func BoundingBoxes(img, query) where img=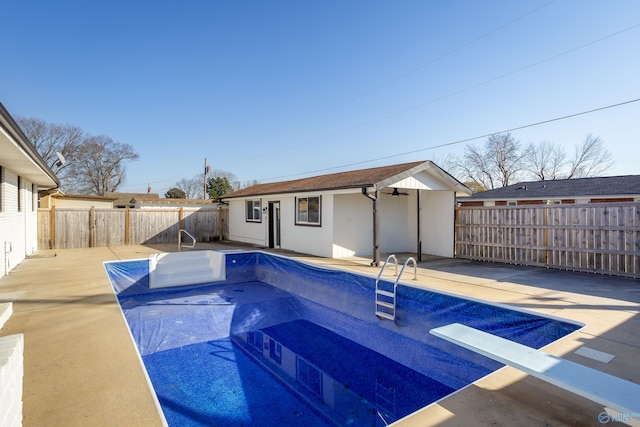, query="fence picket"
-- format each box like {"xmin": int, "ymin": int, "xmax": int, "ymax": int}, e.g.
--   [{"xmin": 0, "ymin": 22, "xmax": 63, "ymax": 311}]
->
[
  {"xmin": 455, "ymin": 202, "xmax": 640, "ymax": 279},
  {"xmin": 38, "ymin": 208, "xmax": 228, "ymax": 249}
]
